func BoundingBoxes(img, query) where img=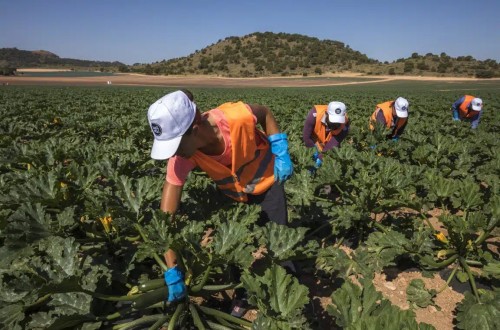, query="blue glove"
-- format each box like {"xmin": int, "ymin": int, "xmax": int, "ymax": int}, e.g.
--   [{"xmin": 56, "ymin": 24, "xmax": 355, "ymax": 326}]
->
[
  {"xmin": 164, "ymin": 266, "xmax": 186, "ymax": 302},
  {"xmin": 314, "ymin": 158, "xmax": 323, "ymax": 169},
  {"xmin": 312, "ymin": 150, "xmax": 320, "ymax": 161},
  {"xmin": 452, "ymin": 110, "xmax": 460, "ymax": 121},
  {"xmin": 392, "ymin": 137, "xmax": 399, "ymax": 142},
  {"xmin": 268, "ymin": 133, "xmax": 293, "ymax": 183},
  {"xmin": 370, "ymin": 145, "xmax": 377, "ymax": 150}
]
